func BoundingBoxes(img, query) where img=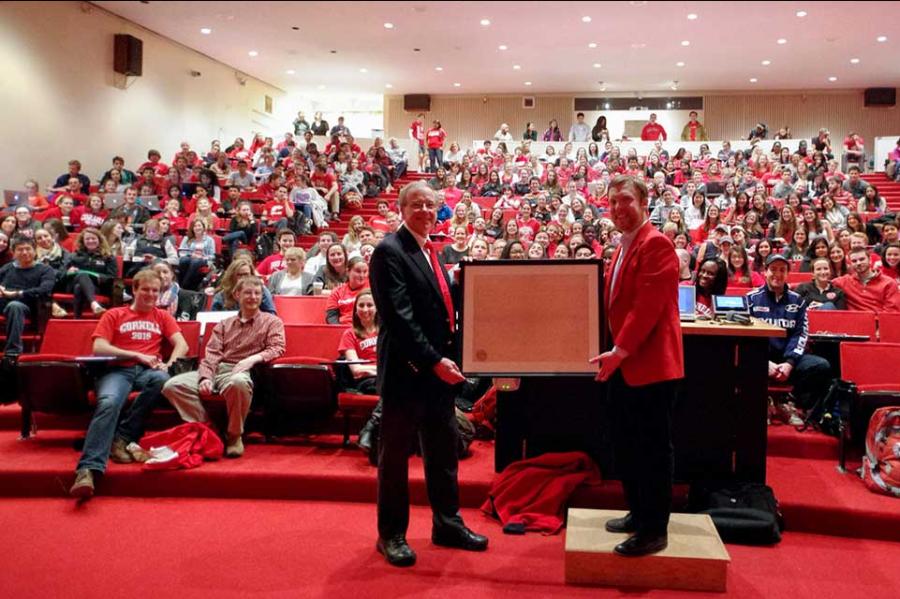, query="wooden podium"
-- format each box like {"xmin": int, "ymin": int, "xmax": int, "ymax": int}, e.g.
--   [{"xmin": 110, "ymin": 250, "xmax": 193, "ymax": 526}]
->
[{"xmin": 565, "ymin": 509, "xmax": 731, "ymax": 592}]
